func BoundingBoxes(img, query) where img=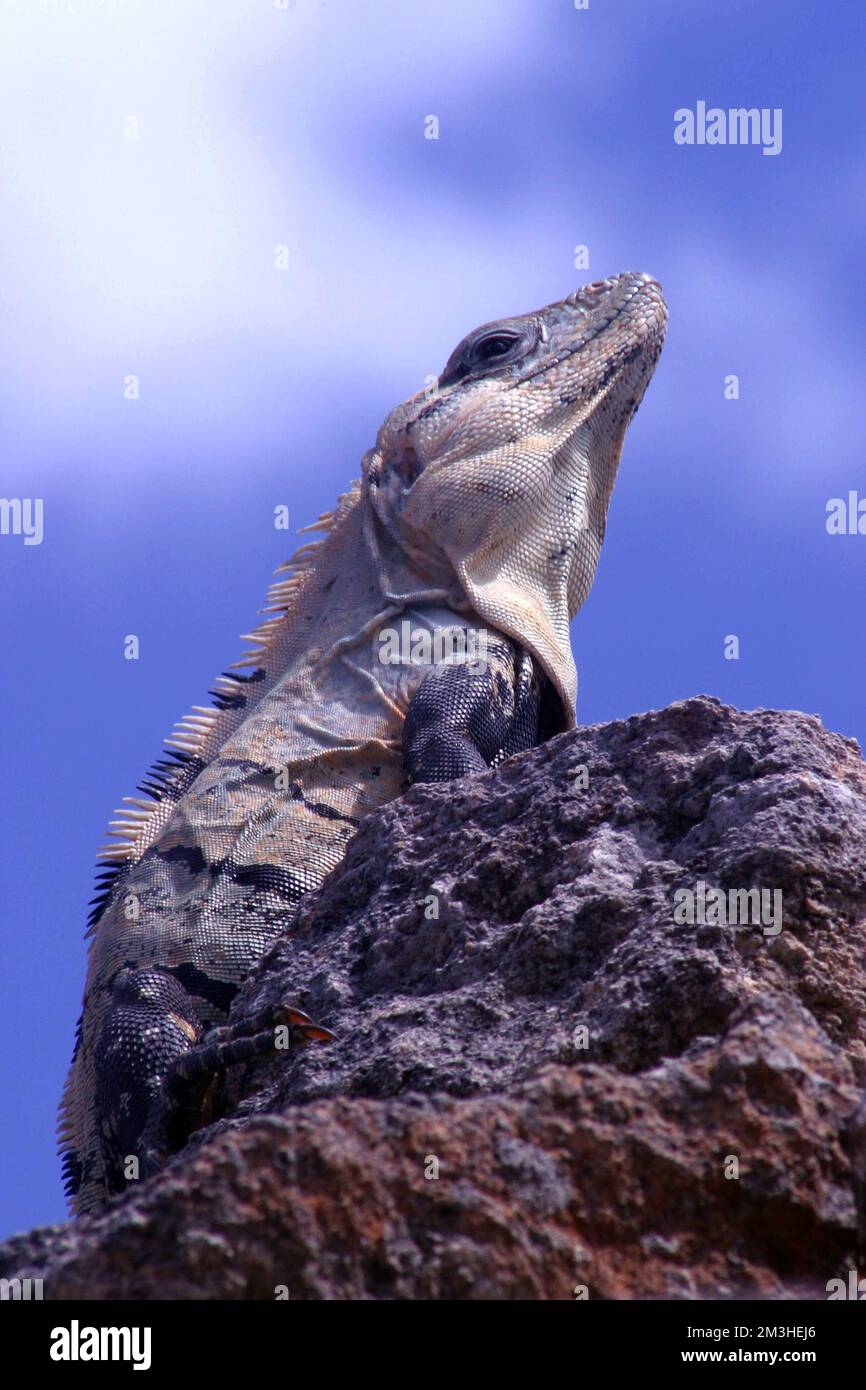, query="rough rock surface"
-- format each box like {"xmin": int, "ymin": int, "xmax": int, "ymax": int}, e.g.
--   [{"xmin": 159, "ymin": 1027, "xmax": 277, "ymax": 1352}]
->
[{"xmin": 4, "ymin": 696, "xmax": 866, "ymax": 1299}]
